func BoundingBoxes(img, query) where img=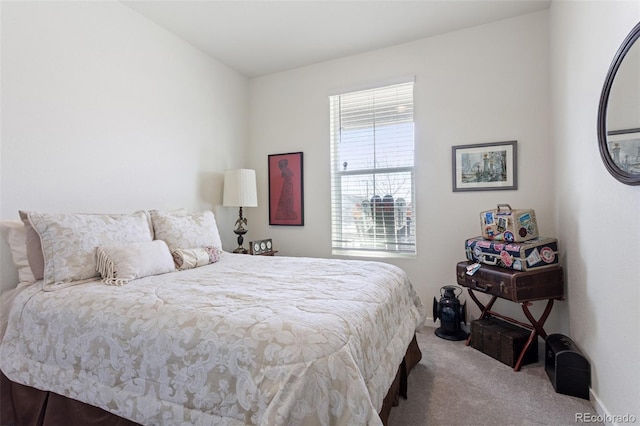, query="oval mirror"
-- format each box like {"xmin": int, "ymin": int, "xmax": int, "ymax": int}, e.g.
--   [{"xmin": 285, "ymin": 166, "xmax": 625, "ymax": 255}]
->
[{"xmin": 597, "ymin": 21, "xmax": 640, "ymax": 185}]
